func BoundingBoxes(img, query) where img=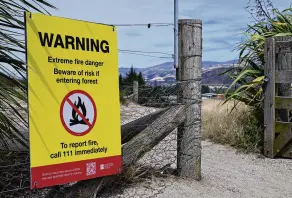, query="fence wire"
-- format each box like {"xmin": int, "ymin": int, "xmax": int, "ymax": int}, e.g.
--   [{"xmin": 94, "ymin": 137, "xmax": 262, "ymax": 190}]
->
[{"xmin": 0, "ymin": 81, "xmax": 201, "ymax": 198}]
